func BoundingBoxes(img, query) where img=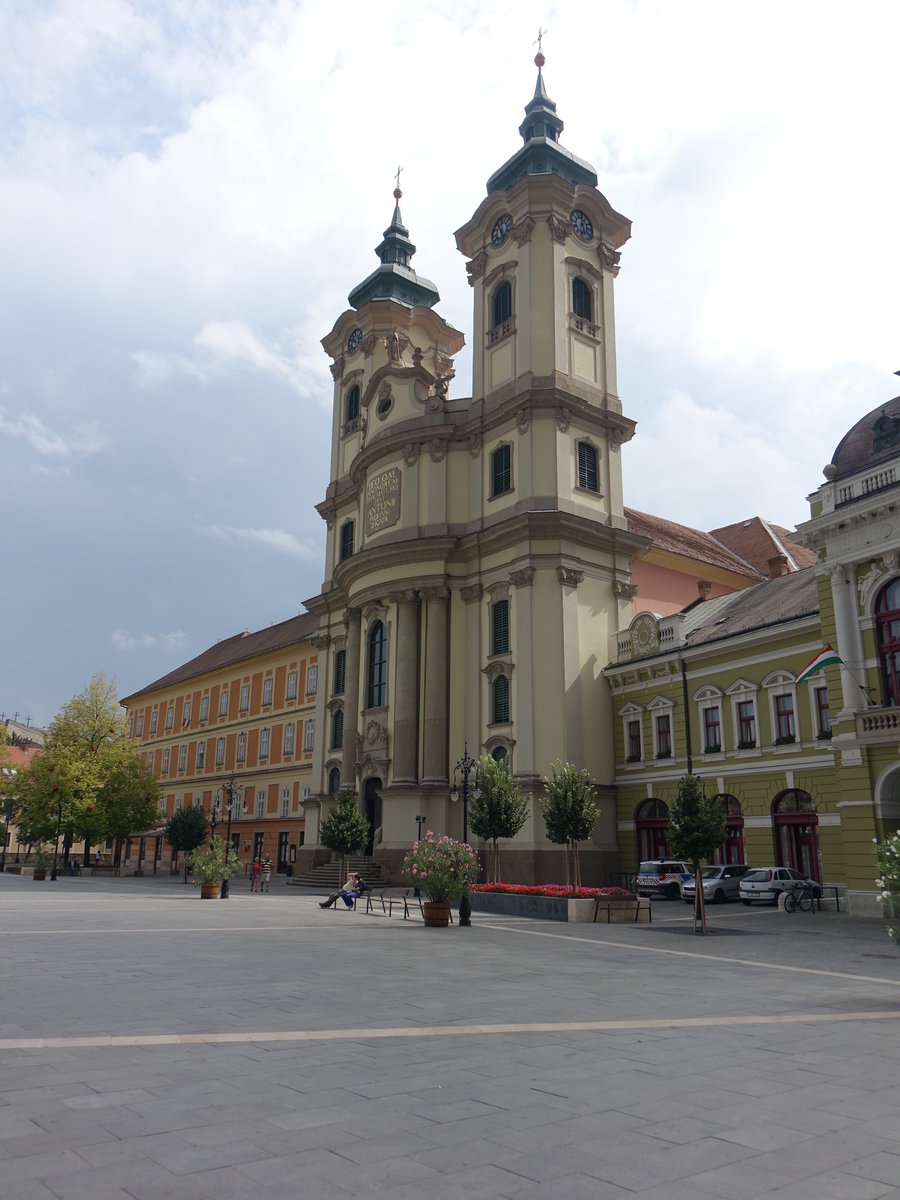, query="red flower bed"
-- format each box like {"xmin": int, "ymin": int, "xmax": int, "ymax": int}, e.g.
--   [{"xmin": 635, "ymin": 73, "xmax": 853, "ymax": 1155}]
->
[{"xmin": 472, "ymin": 883, "xmax": 633, "ymax": 899}]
